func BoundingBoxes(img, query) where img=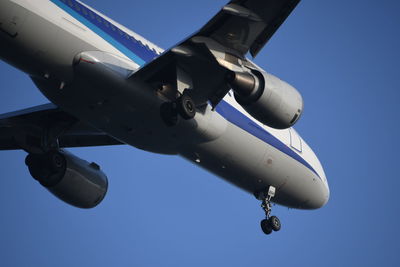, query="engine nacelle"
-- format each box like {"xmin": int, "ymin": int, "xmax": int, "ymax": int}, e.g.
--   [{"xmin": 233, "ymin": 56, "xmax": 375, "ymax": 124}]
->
[
  {"xmin": 228, "ymin": 70, "xmax": 303, "ymax": 129},
  {"xmin": 26, "ymin": 150, "xmax": 108, "ymax": 209}
]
